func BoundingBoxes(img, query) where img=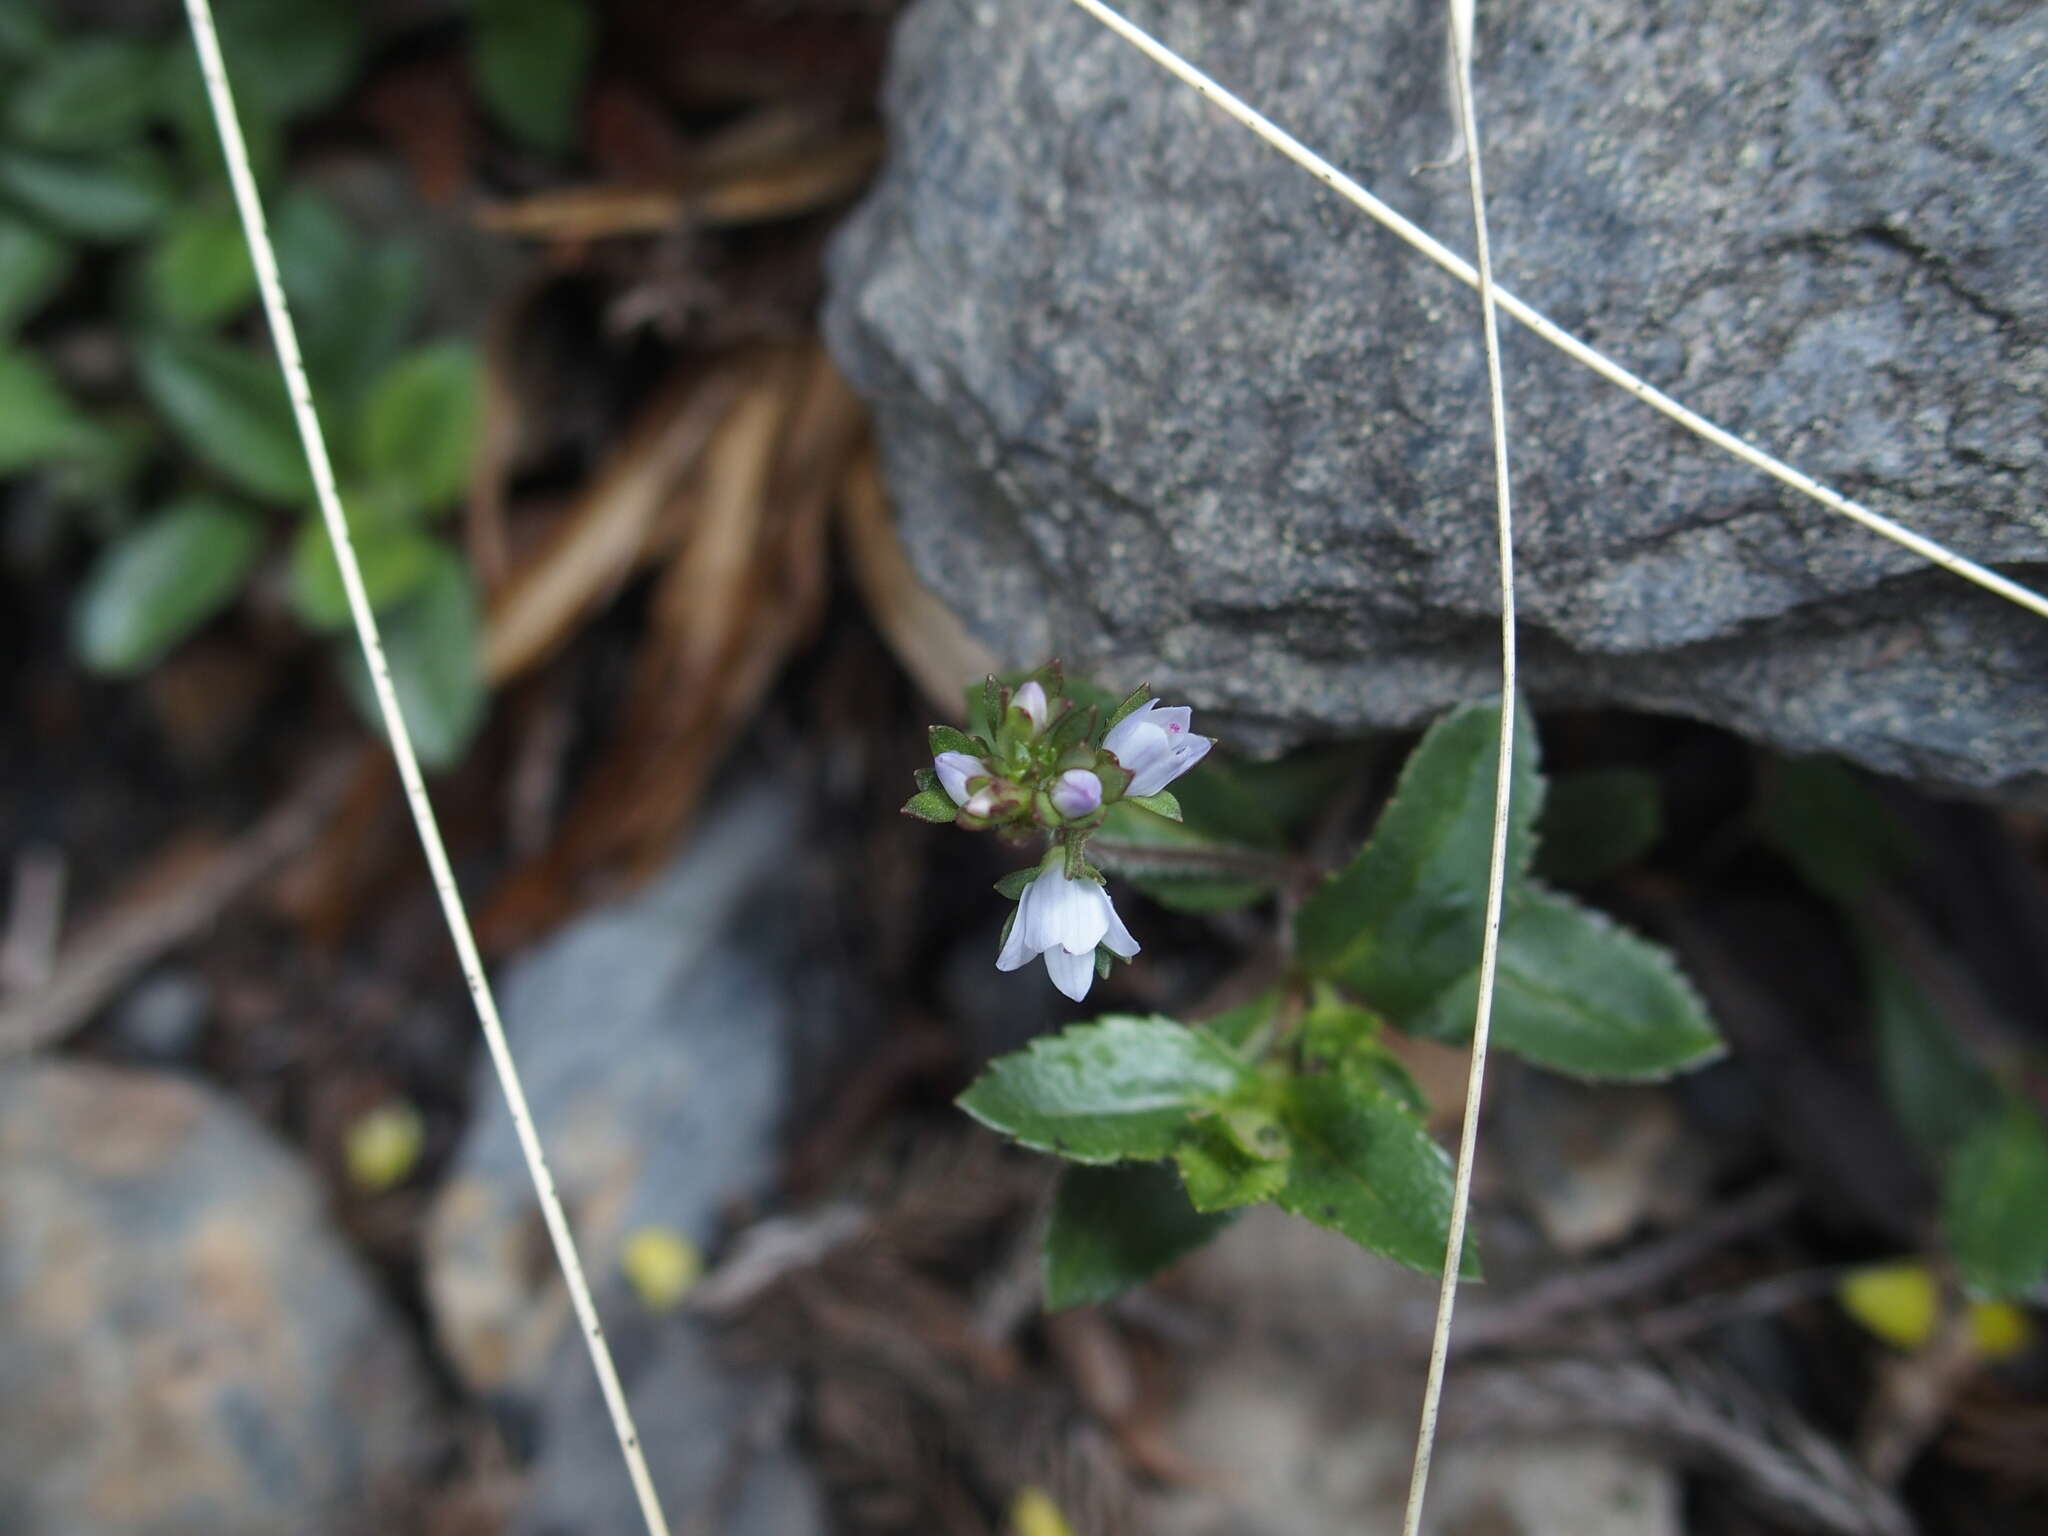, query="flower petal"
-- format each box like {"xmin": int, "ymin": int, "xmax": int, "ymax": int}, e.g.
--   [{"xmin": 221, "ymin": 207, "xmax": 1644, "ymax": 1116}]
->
[
  {"xmin": 933, "ymin": 751, "xmax": 984, "ymax": 806},
  {"xmin": 1047, "ymin": 873, "xmax": 1110, "ymax": 955},
  {"xmin": 995, "ymin": 907, "xmax": 1036, "ymax": 971},
  {"xmin": 1043, "ymin": 943, "xmax": 1096, "ymax": 1002},
  {"xmin": 1102, "ymin": 700, "xmax": 1157, "ymax": 759},
  {"xmin": 1099, "ymin": 888, "xmax": 1141, "ymax": 959}
]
